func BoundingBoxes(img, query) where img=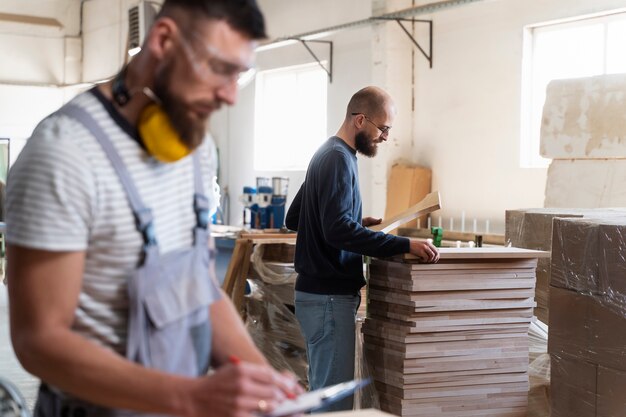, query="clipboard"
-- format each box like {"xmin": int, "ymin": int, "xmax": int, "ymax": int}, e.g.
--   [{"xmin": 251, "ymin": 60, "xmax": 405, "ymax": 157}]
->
[{"xmin": 264, "ymin": 379, "xmax": 371, "ymax": 417}]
